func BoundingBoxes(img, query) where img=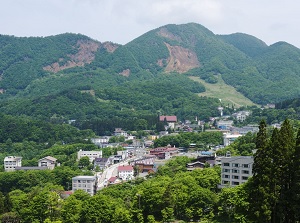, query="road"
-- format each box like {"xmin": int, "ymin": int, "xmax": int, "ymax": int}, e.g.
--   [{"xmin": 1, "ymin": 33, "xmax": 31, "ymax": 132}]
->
[{"xmin": 96, "ymin": 159, "xmax": 131, "ymax": 190}]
